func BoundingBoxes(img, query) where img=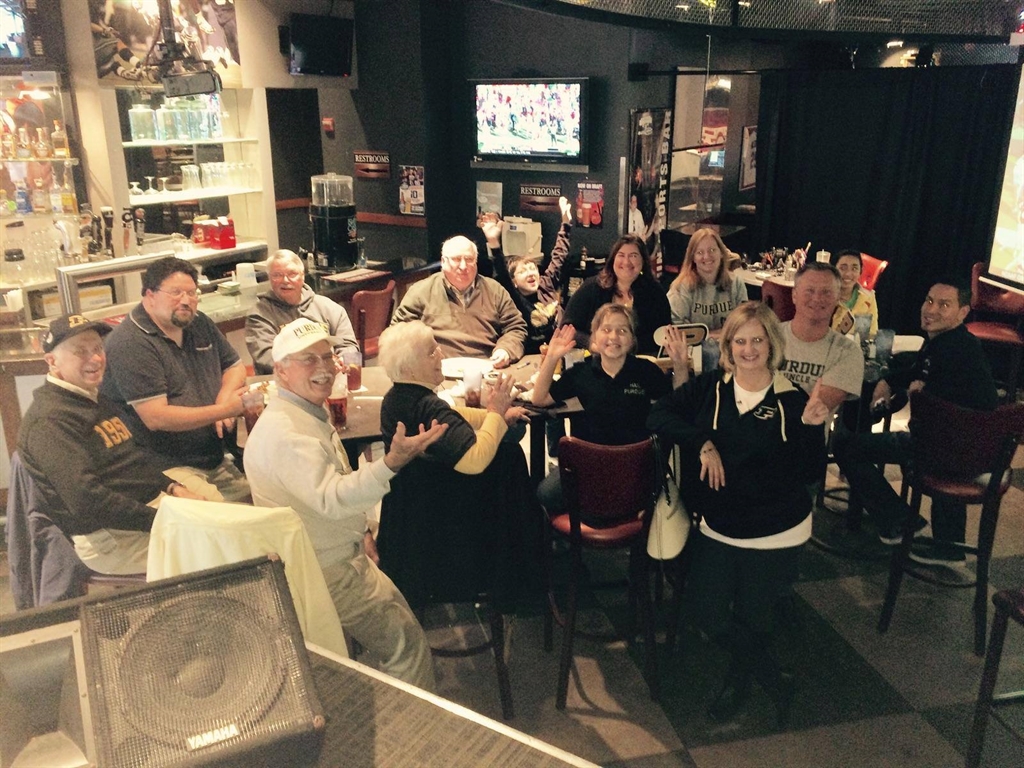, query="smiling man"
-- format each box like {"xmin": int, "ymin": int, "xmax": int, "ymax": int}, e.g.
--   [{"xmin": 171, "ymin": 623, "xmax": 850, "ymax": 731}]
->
[
  {"xmin": 18, "ymin": 315, "xmax": 209, "ymax": 576},
  {"xmin": 244, "ymin": 318, "xmax": 446, "ymax": 690},
  {"xmin": 391, "ymin": 235, "xmax": 527, "ymax": 367},
  {"xmin": 780, "ymin": 261, "xmax": 864, "ymax": 415},
  {"xmin": 245, "ymin": 249, "xmax": 358, "ymax": 375},
  {"xmin": 835, "ymin": 278, "xmax": 997, "ymax": 560},
  {"xmin": 101, "ymin": 256, "xmax": 249, "ymax": 500}
]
